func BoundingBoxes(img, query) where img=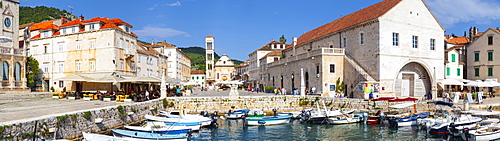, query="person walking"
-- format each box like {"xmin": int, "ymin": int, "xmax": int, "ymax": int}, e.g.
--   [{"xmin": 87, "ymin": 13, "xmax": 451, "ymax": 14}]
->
[
  {"xmin": 281, "ymin": 88, "xmax": 287, "ymax": 95},
  {"xmin": 293, "ymin": 88, "xmax": 298, "ymax": 95},
  {"xmin": 443, "ymin": 92, "xmax": 449, "ymax": 102}
]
